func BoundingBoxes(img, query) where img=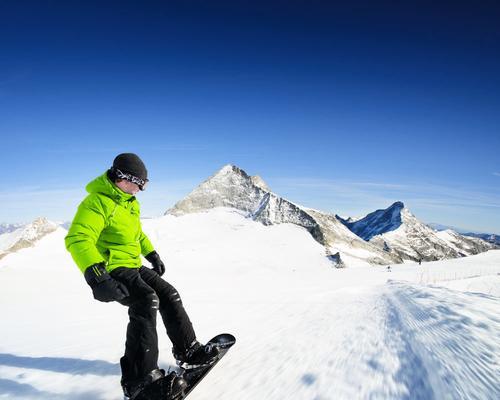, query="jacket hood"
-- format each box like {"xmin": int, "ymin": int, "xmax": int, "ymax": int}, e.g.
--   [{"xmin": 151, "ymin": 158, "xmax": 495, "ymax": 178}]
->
[{"xmin": 86, "ymin": 172, "xmax": 135, "ymax": 203}]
